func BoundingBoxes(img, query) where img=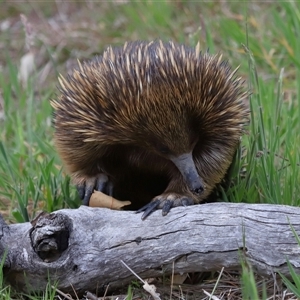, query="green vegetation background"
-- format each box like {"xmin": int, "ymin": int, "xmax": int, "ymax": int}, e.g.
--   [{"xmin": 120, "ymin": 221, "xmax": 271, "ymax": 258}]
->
[{"xmin": 1, "ymin": 1, "xmax": 299, "ymax": 222}]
